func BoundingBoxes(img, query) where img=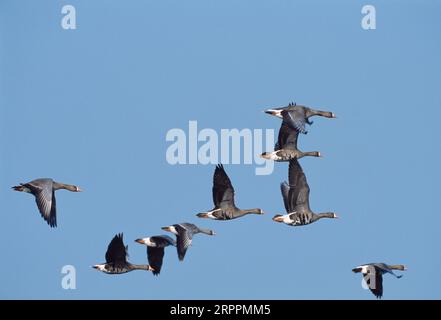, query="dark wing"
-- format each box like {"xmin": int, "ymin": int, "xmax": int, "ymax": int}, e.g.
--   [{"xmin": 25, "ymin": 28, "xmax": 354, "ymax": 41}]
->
[
  {"xmin": 364, "ymin": 266, "xmax": 383, "ymax": 299},
  {"xmin": 282, "ymin": 109, "xmax": 307, "ymax": 134},
  {"xmin": 175, "ymin": 225, "xmax": 193, "ymax": 261},
  {"xmin": 212, "ymin": 164, "xmax": 235, "ymax": 208},
  {"xmin": 276, "ymin": 122, "xmax": 299, "ymax": 151},
  {"xmin": 147, "ymin": 246, "xmax": 165, "ymax": 276},
  {"xmin": 288, "ymin": 159, "xmax": 310, "ymax": 212},
  {"xmin": 105, "ymin": 233, "xmax": 128, "ymax": 268},
  {"xmin": 25, "ymin": 181, "xmax": 57, "ymax": 228},
  {"xmin": 280, "ymin": 182, "xmax": 291, "ymax": 213}
]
